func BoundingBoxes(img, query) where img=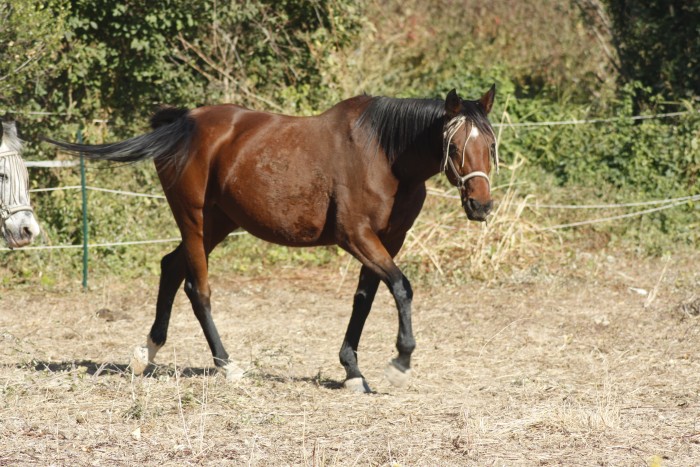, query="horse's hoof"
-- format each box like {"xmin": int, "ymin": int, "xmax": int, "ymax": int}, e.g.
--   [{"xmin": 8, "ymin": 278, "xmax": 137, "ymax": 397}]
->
[
  {"xmin": 343, "ymin": 377, "xmax": 372, "ymax": 393},
  {"xmin": 384, "ymin": 361, "xmax": 412, "ymax": 388},
  {"xmin": 222, "ymin": 361, "xmax": 245, "ymax": 382},
  {"xmin": 131, "ymin": 345, "xmax": 150, "ymax": 375}
]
